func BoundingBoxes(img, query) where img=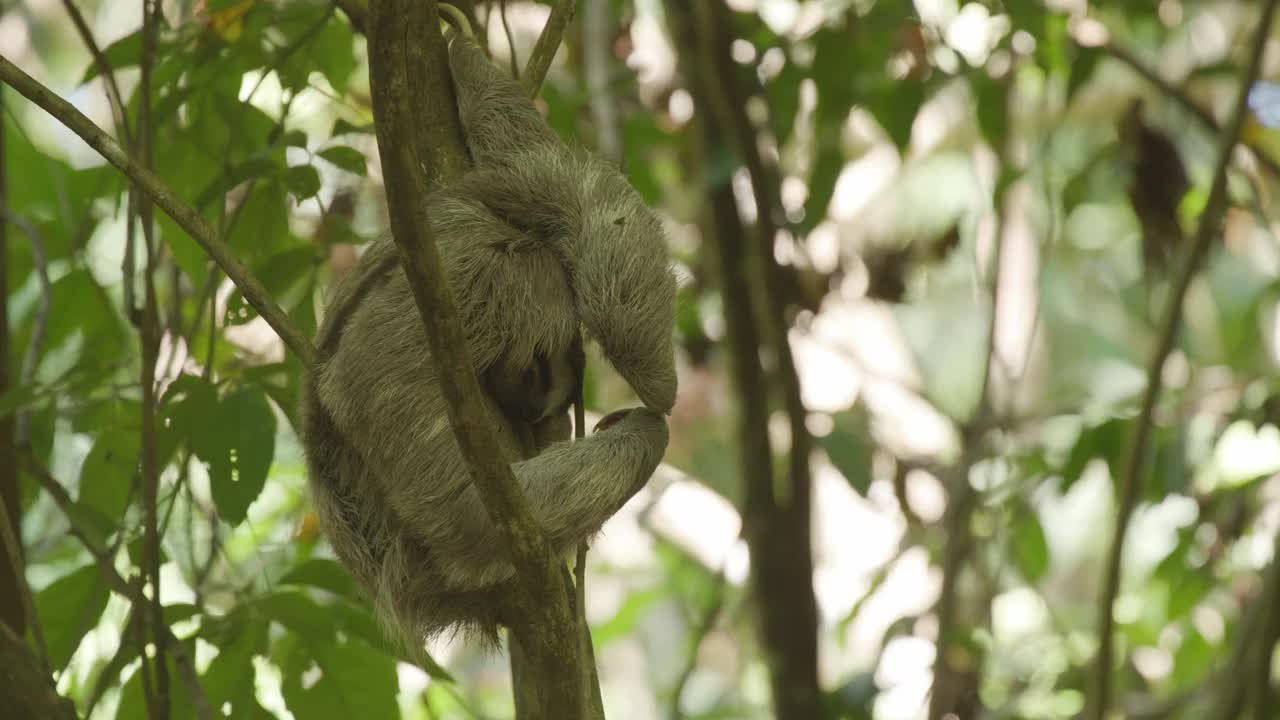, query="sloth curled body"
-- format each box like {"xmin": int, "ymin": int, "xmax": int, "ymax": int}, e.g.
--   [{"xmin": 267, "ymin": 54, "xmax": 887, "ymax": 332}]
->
[{"xmin": 300, "ymin": 37, "xmax": 678, "ymax": 644}]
